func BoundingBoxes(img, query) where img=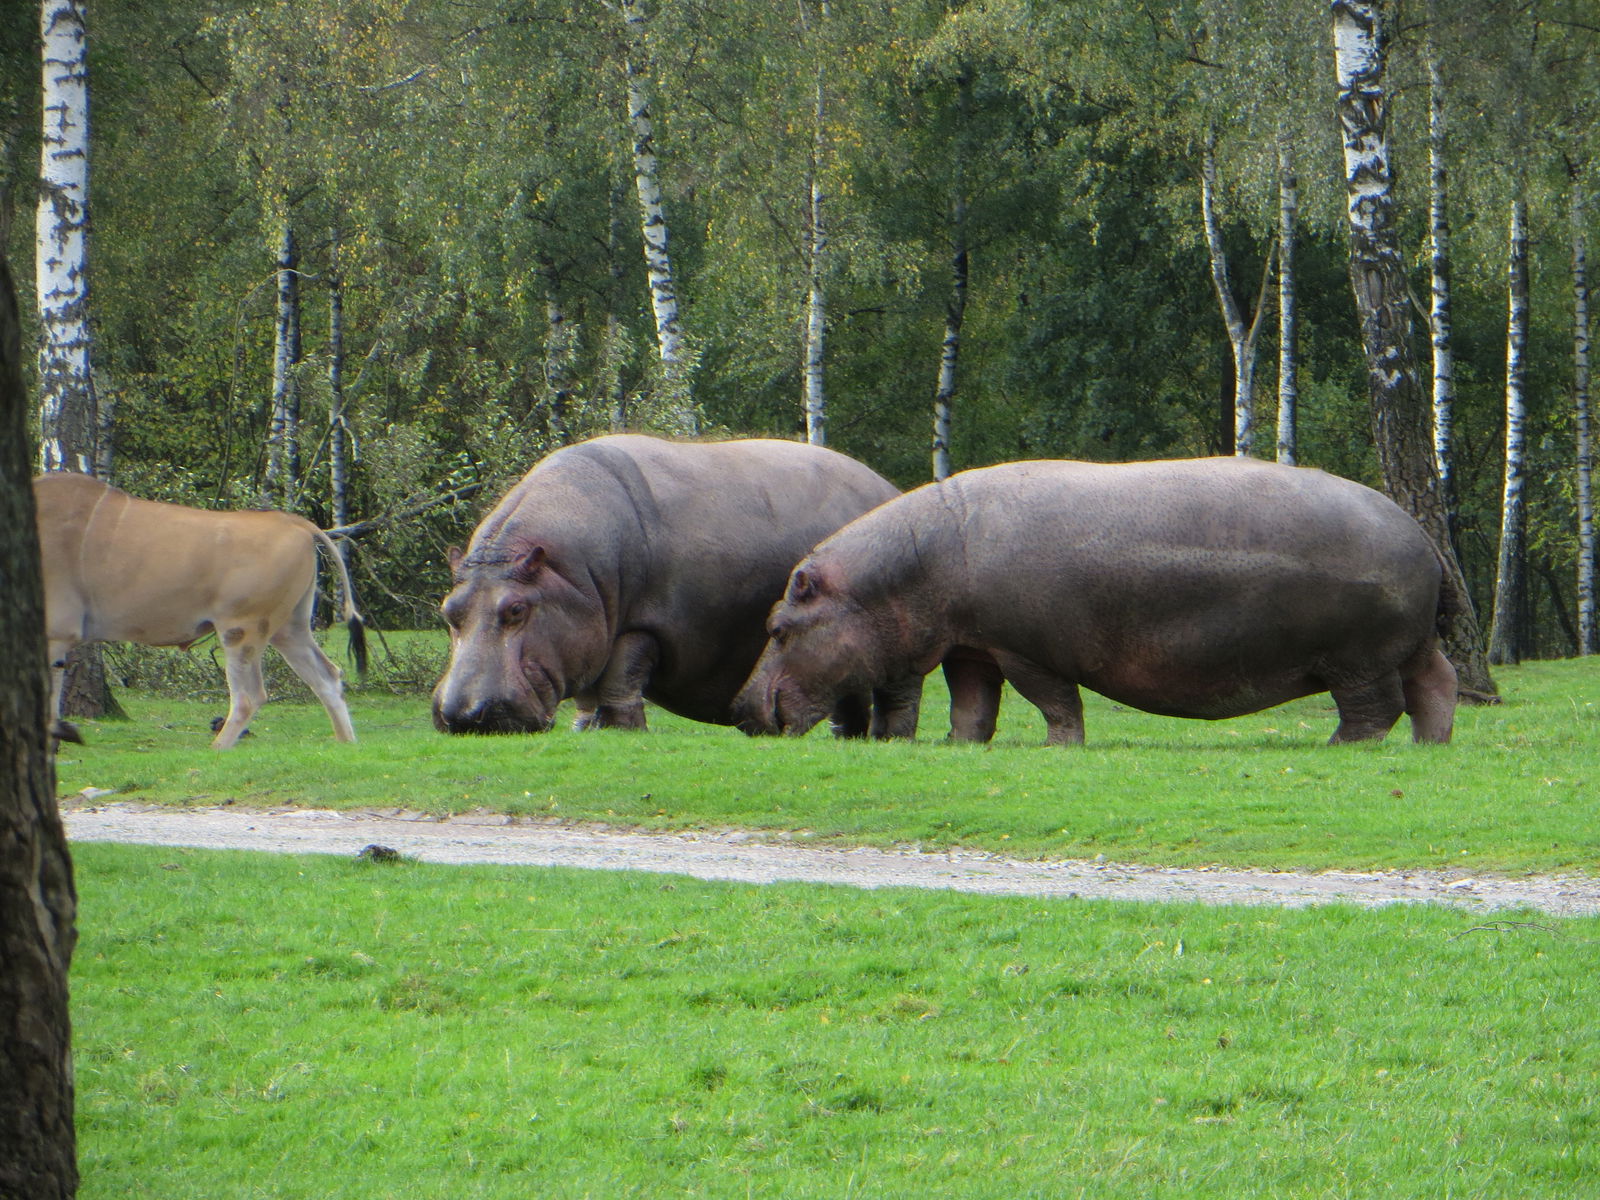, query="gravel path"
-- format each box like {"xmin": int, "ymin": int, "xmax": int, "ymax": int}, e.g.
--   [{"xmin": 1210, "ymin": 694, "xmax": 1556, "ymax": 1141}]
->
[{"xmin": 61, "ymin": 799, "xmax": 1600, "ymax": 916}]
